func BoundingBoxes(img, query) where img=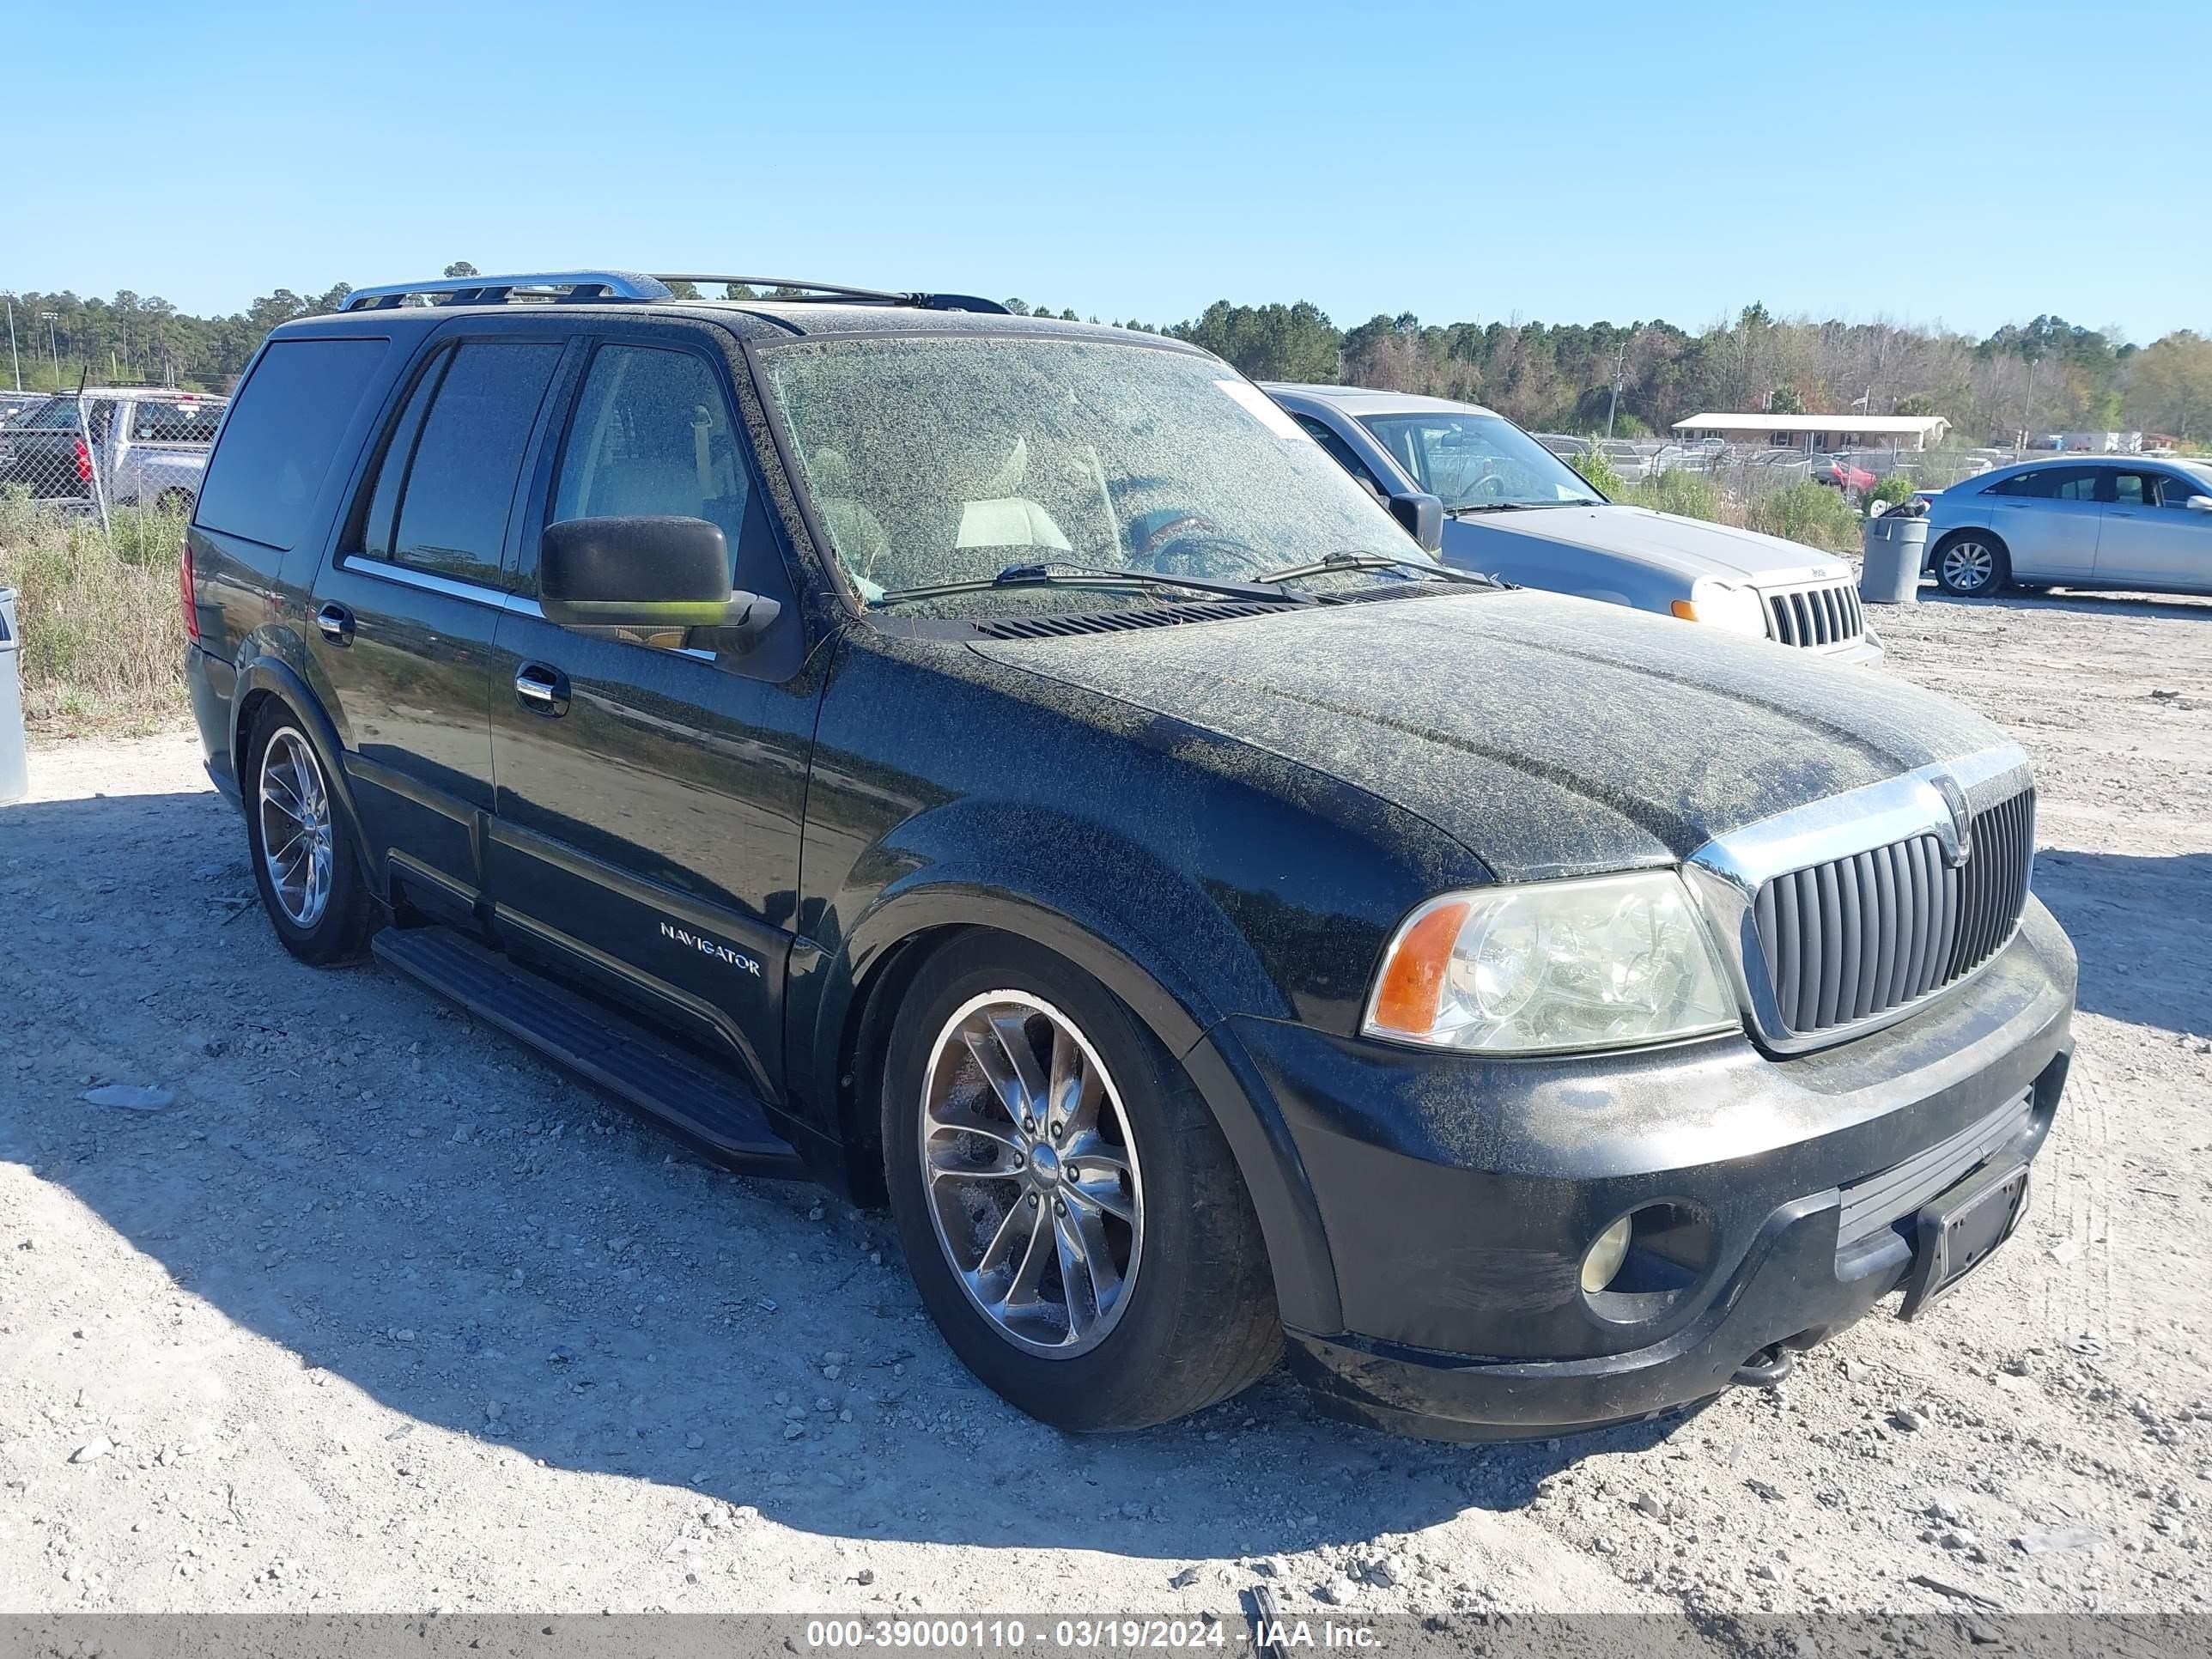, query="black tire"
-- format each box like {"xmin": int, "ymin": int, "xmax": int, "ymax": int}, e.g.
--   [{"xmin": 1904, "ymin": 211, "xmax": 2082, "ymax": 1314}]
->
[
  {"xmin": 1932, "ymin": 532, "xmax": 2011, "ymax": 598},
  {"xmin": 242, "ymin": 710, "xmax": 378, "ymax": 965},
  {"xmin": 882, "ymin": 933, "xmax": 1279, "ymax": 1431},
  {"xmin": 157, "ymin": 488, "xmax": 195, "ymax": 515}
]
